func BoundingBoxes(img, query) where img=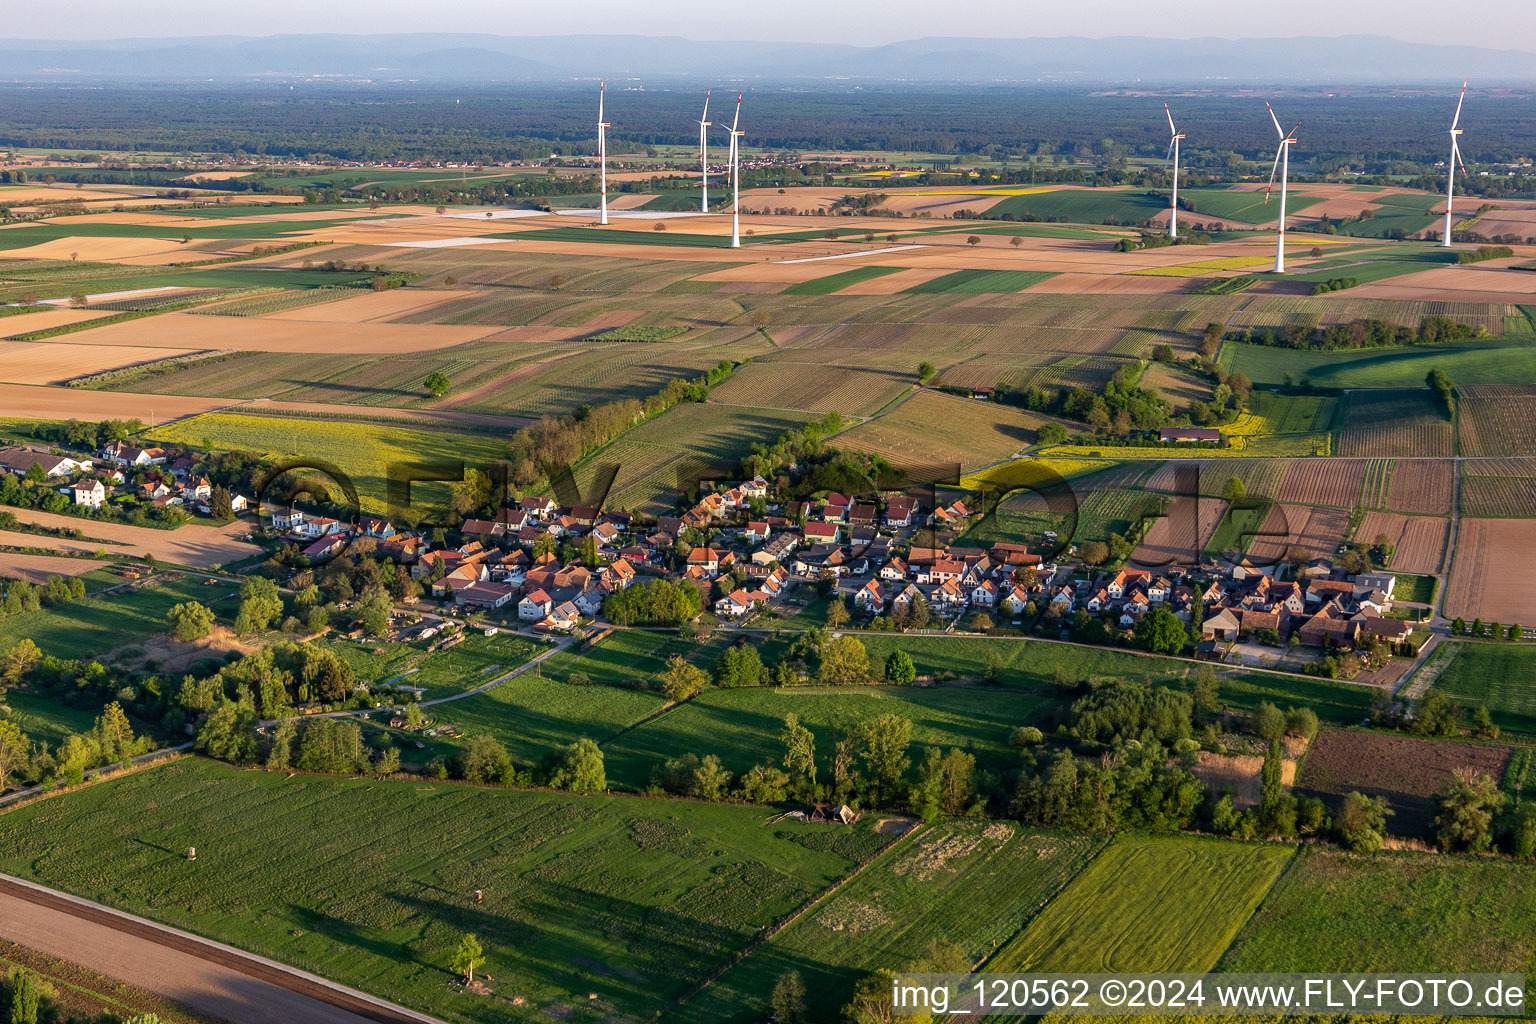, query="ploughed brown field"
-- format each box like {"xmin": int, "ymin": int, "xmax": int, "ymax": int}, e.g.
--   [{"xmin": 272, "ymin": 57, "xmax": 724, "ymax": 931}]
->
[
  {"xmin": 1248, "ymin": 503, "xmax": 1351, "ymax": 563},
  {"xmin": 1129, "ymin": 495, "xmax": 1227, "ymax": 568},
  {"xmin": 1384, "ymin": 458, "xmax": 1454, "ymax": 516},
  {"xmin": 1356, "ymin": 511, "xmax": 1450, "ymax": 576},
  {"xmin": 1277, "ymin": 459, "xmax": 1365, "ymax": 508},
  {"xmin": 1297, "ymin": 730, "xmax": 1512, "ymax": 836},
  {"xmin": 1445, "ymin": 518, "xmax": 1536, "ymax": 623}
]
